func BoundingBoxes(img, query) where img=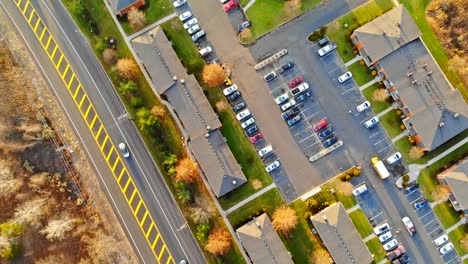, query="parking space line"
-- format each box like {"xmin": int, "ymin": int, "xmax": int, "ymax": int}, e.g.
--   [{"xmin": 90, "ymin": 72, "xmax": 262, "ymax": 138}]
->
[
  {"xmin": 300, "ymin": 104, "xmax": 316, "ymax": 113},
  {"xmin": 378, "ymin": 145, "xmax": 392, "ymax": 153},
  {"xmin": 298, "ymin": 134, "xmax": 314, "ymax": 143},
  {"xmin": 373, "ymin": 138, "xmax": 386, "ymax": 146},
  {"xmin": 341, "ymin": 87, "xmax": 356, "ymax": 95},
  {"xmin": 369, "ymin": 212, "xmax": 383, "ymax": 221},
  {"xmin": 369, "ymin": 131, "xmax": 382, "ymax": 138},
  {"xmin": 409, "ymin": 195, "xmax": 423, "ymax": 204},
  {"xmin": 444, "ymin": 256, "xmax": 460, "ymax": 264},
  {"xmin": 405, "ymin": 189, "xmax": 419, "ymax": 196},
  {"xmin": 424, "ymin": 218, "xmax": 437, "ymax": 227},
  {"xmin": 304, "ymin": 140, "xmax": 321, "ymax": 150},
  {"xmin": 427, "ymin": 227, "xmax": 442, "ymax": 236}
]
